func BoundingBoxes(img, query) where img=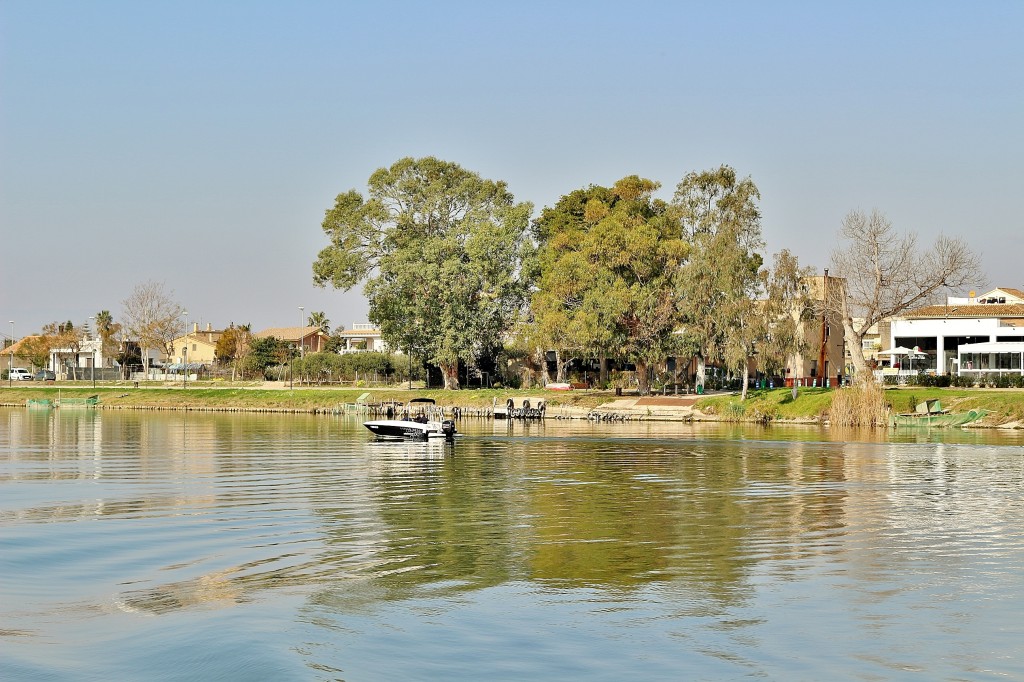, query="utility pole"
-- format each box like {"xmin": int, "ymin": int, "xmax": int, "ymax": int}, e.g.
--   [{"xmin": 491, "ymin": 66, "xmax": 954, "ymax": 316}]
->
[{"xmin": 182, "ymin": 311, "xmax": 189, "ymax": 389}]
